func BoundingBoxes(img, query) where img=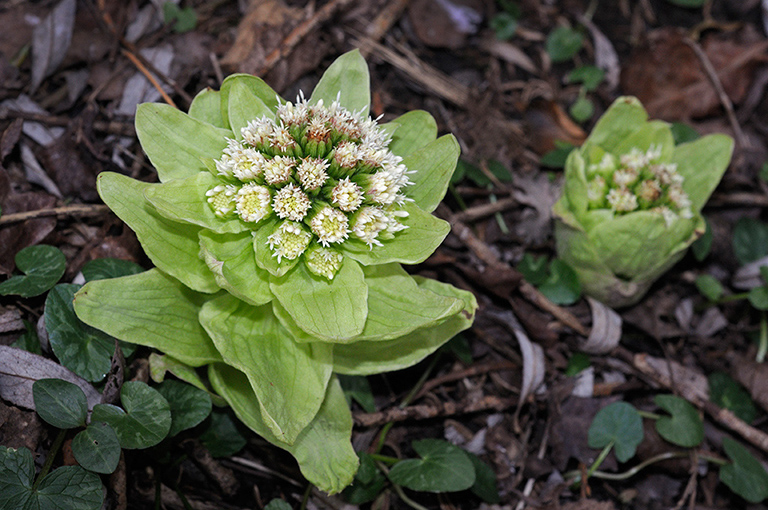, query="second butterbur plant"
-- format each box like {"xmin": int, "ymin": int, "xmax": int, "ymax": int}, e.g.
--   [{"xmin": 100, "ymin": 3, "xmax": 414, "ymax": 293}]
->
[
  {"xmin": 72, "ymin": 50, "xmax": 477, "ymax": 493},
  {"xmin": 553, "ymin": 97, "xmax": 734, "ymax": 307}
]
